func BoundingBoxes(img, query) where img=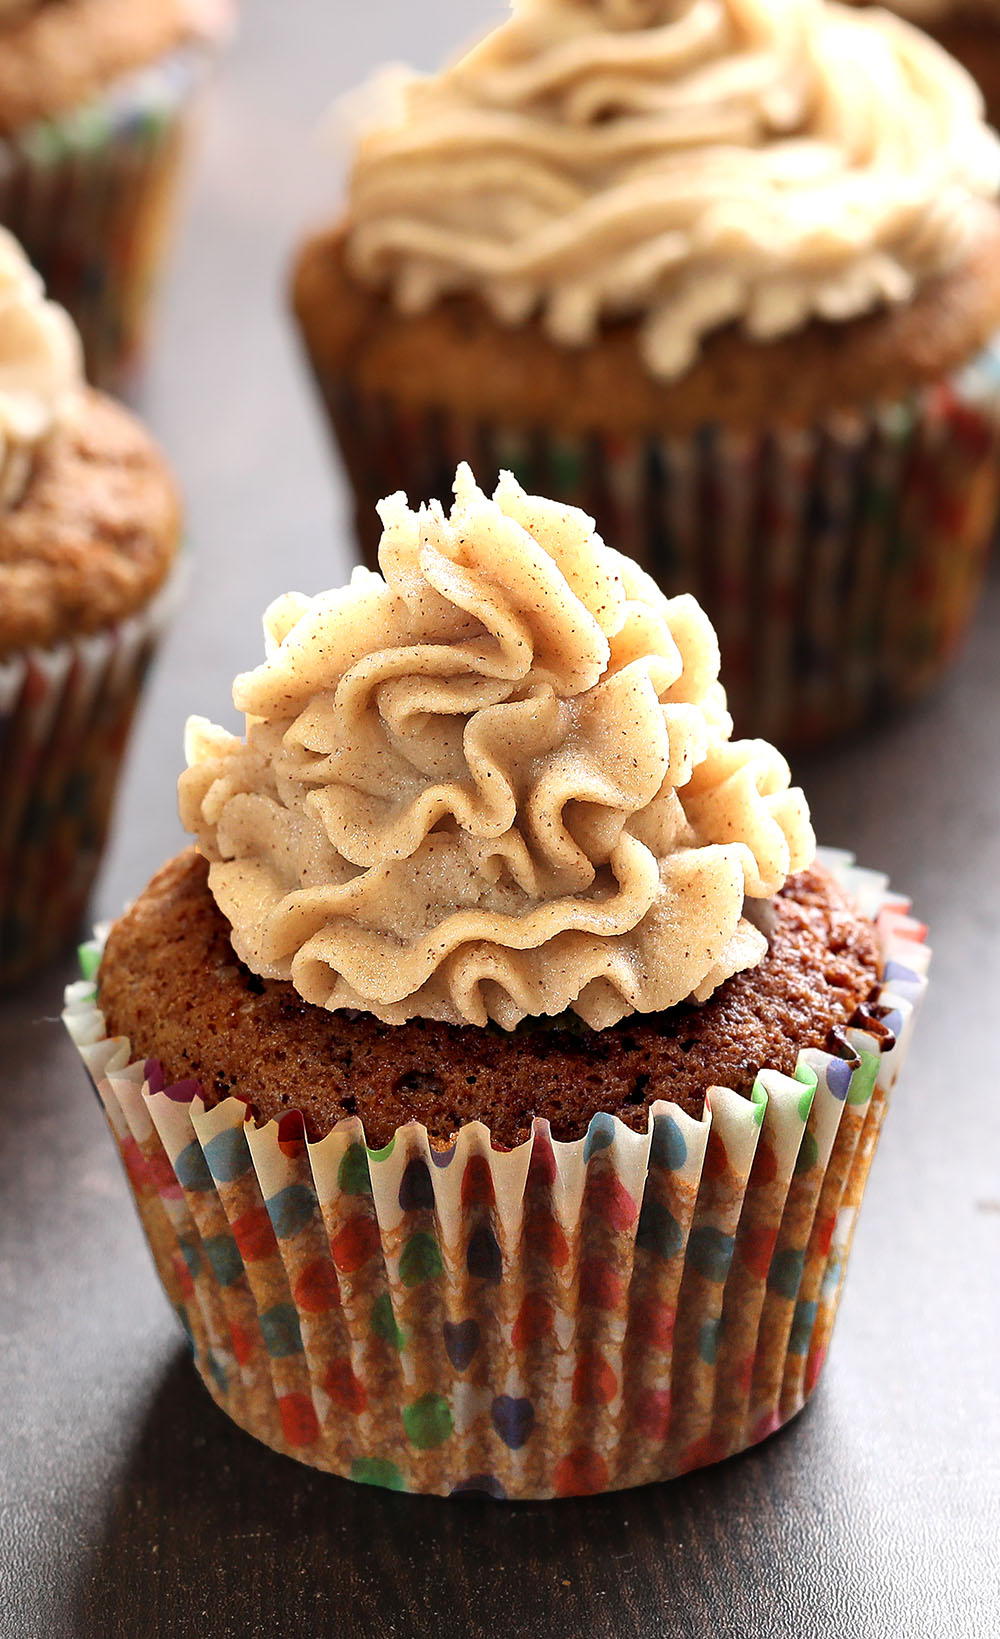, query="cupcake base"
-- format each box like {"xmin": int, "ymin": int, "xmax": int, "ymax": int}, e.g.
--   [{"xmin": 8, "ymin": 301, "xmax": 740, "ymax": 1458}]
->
[{"xmin": 64, "ymin": 853, "xmax": 928, "ymax": 1498}]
